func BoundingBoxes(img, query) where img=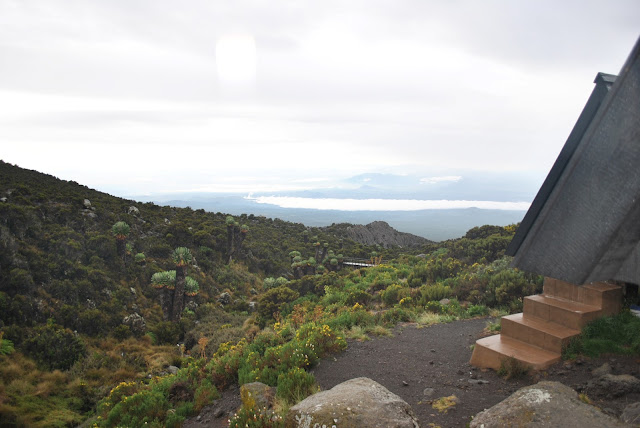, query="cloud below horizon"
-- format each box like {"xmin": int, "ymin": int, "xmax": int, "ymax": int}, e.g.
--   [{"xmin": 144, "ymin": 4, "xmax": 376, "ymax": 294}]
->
[{"xmin": 247, "ymin": 195, "xmax": 530, "ymax": 211}]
